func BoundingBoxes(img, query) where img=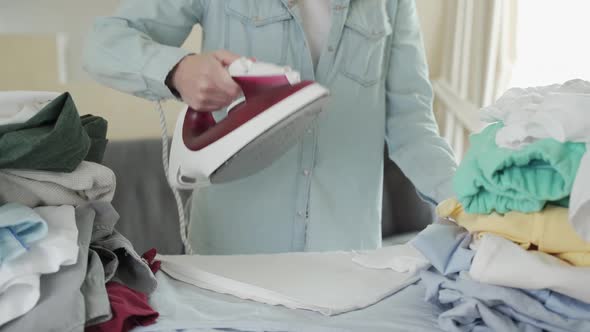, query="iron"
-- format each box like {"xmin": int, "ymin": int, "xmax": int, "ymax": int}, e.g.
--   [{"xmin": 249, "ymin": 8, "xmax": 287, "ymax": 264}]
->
[{"xmin": 168, "ymin": 58, "xmax": 330, "ymax": 189}]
